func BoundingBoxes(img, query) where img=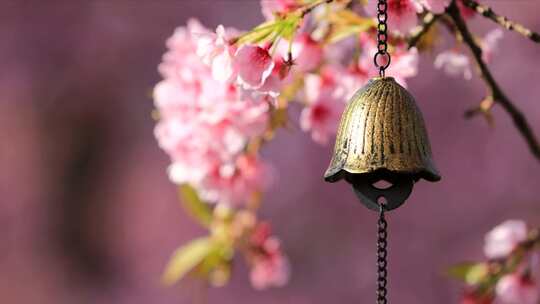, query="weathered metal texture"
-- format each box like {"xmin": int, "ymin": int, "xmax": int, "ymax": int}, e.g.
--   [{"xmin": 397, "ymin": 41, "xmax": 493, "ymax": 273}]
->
[{"xmin": 324, "ymin": 77, "xmax": 440, "ymax": 183}]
